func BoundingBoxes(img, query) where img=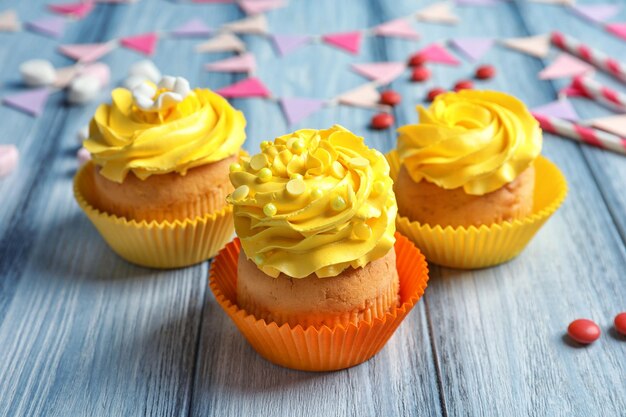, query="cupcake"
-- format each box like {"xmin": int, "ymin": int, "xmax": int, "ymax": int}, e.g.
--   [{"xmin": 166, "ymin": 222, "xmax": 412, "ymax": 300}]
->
[
  {"xmin": 390, "ymin": 90, "xmax": 567, "ymax": 268},
  {"xmin": 228, "ymin": 125, "xmax": 398, "ymax": 328},
  {"xmin": 211, "ymin": 125, "xmax": 429, "ymax": 371},
  {"xmin": 74, "ymin": 75, "xmax": 246, "ymax": 268}
]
